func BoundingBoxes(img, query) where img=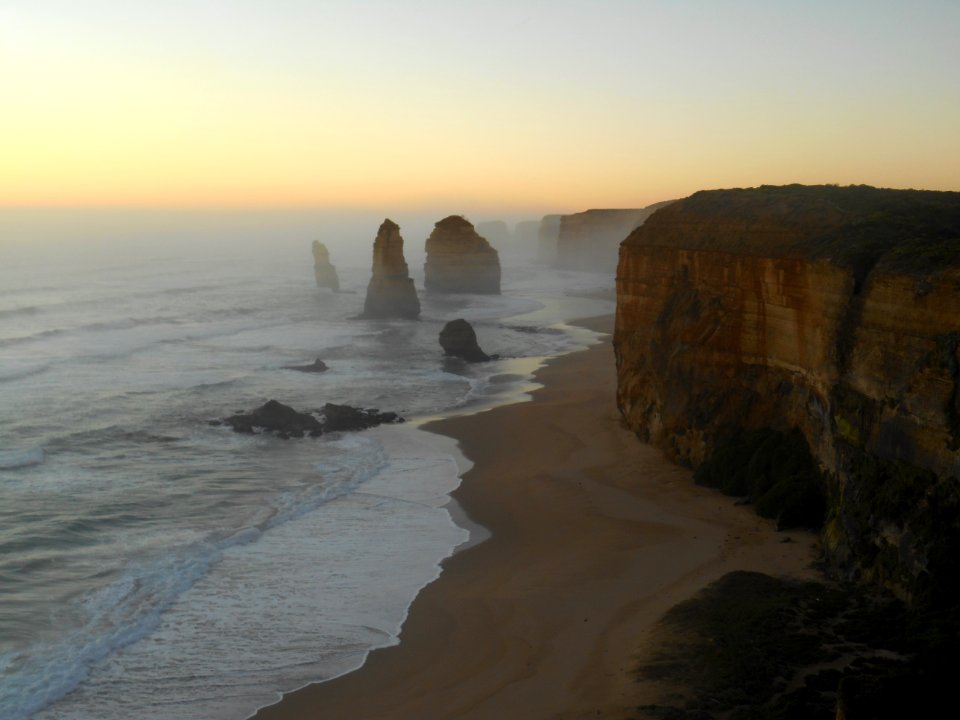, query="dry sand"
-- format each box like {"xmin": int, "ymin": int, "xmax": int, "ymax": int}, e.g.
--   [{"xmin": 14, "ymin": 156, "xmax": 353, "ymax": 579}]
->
[{"xmin": 253, "ymin": 317, "xmax": 818, "ymax": 720}]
